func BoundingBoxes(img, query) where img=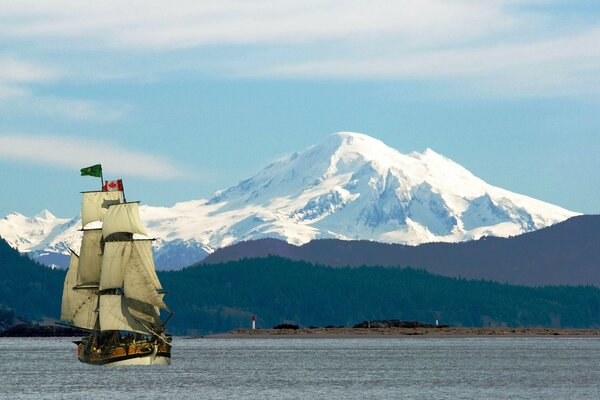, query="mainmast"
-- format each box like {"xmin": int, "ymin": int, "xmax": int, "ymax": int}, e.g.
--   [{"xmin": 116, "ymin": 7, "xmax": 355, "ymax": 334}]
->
[
  {"xmin": 60, "ymin": 189, "xmax": 124, "ymax": 330},
  {"xmin": 98, "ymin": 202, "xmax": 169, "ymax": 335}
]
